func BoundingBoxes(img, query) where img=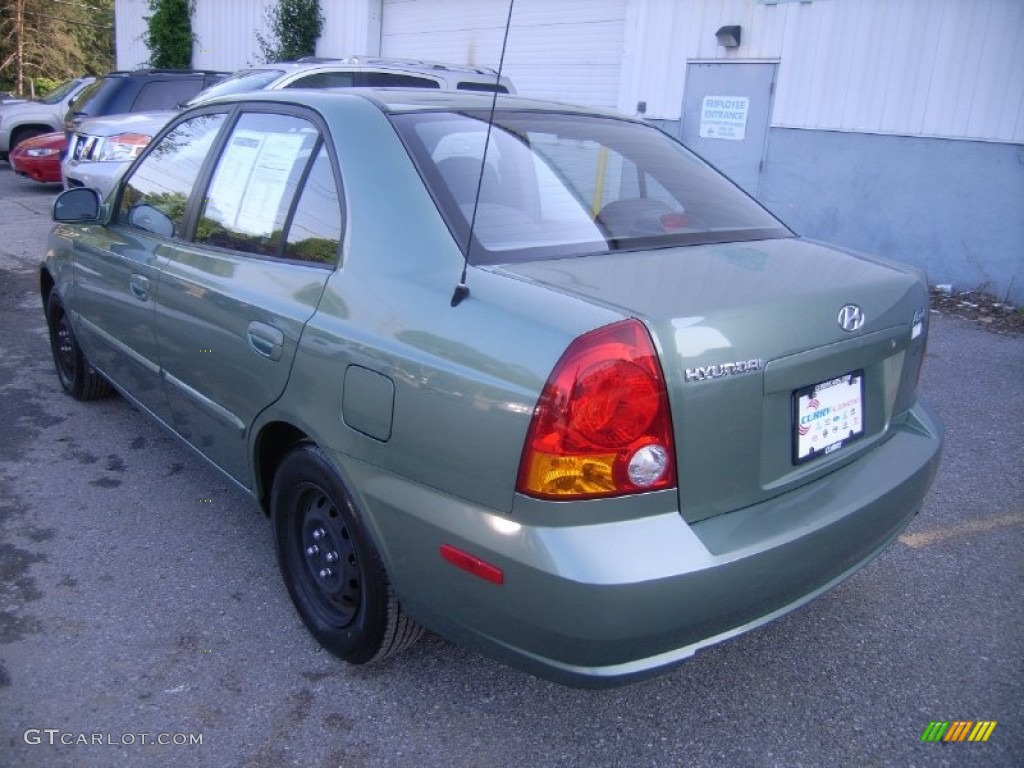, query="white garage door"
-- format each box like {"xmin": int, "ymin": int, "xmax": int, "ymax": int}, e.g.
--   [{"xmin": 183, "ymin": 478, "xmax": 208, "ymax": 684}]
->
[{"xmin": 381, "ymin": 0, "xmax": 626, "ymax": 108}]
